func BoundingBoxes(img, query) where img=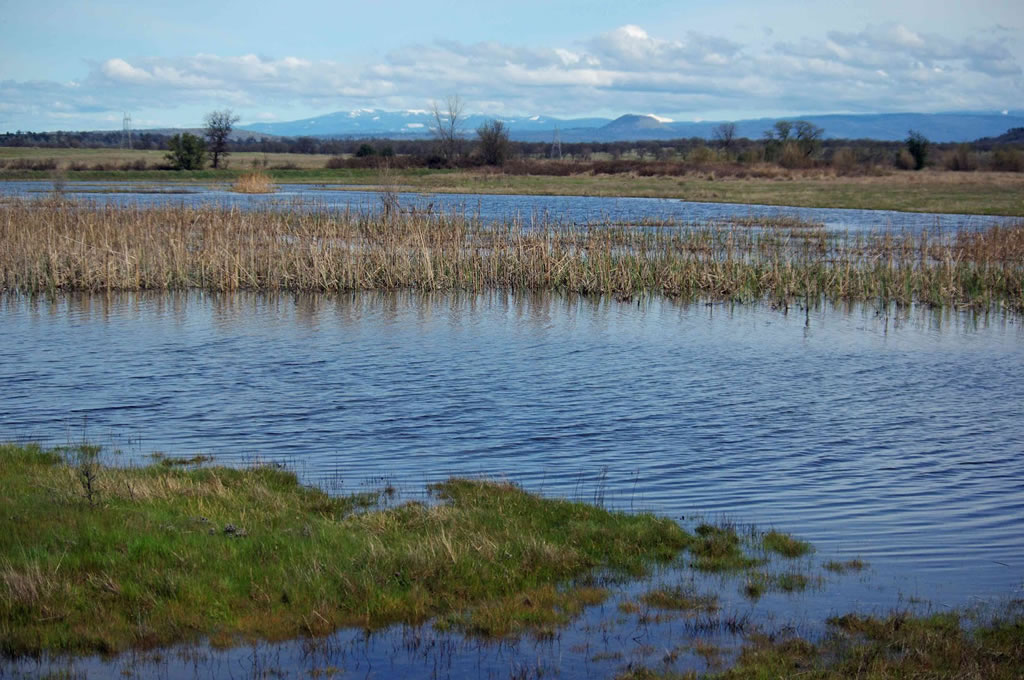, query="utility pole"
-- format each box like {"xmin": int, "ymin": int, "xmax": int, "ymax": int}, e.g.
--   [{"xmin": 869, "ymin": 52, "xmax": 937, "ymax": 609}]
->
[{"xmin": 550, "ymin": 124, "xmax": 562, "ymax": 160}]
